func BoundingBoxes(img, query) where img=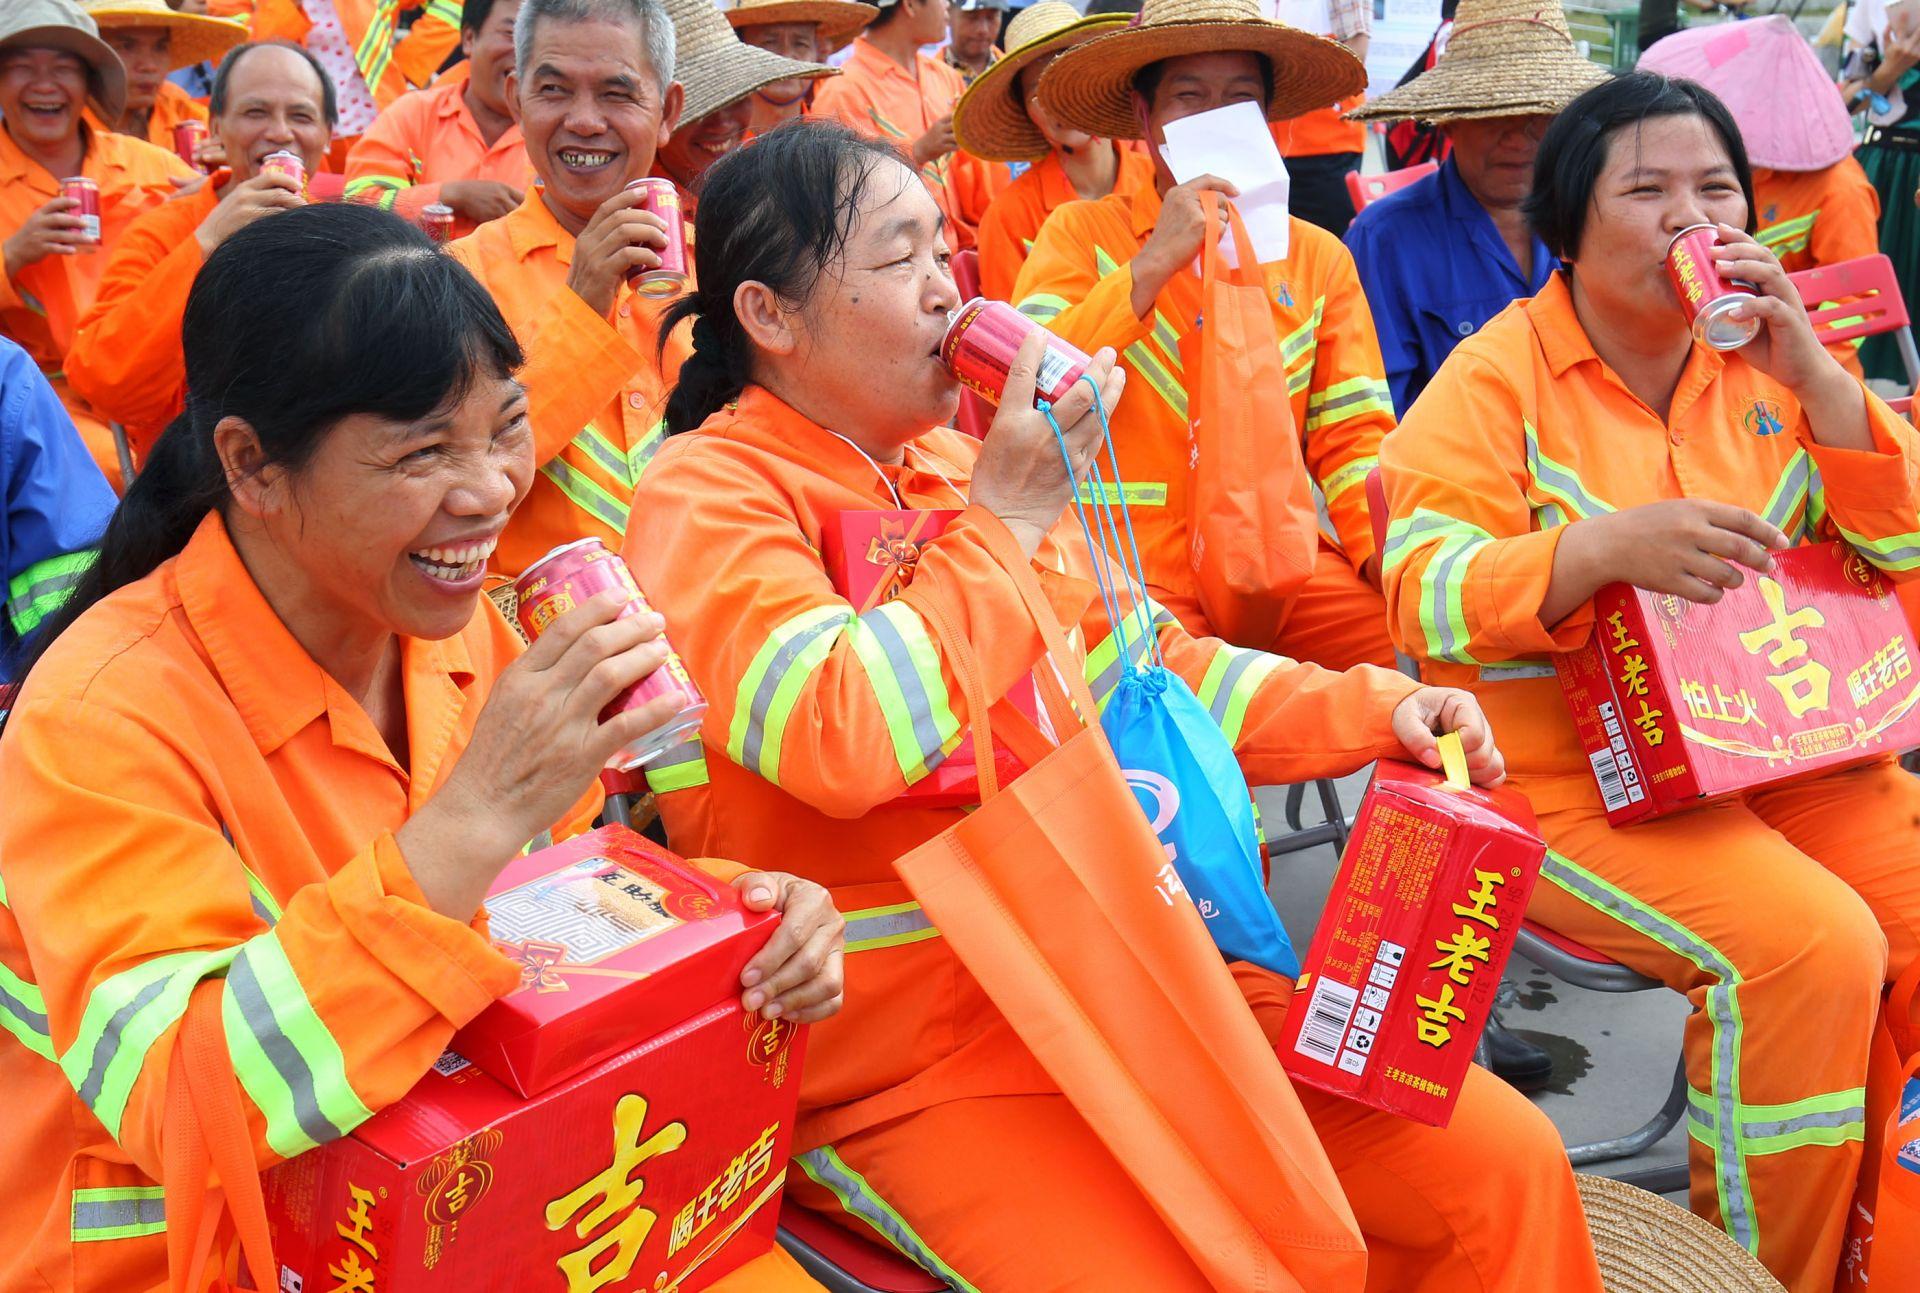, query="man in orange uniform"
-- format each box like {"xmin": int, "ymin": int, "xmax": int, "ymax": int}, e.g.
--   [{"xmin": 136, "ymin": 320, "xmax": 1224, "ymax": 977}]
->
[
  {"xmin": 344, "ymin": 0, "xmax": 530, "ymax": 238},
  {"xmin": 0, "ymin": 0, "xmax": 194, "ymax": 490},
  {"xmin": 1267, "ymin": 0, "xmax": 1368, "ymax": 236},
  {"xmin": 943, "ymin": 0, "xmax": 1002, "ymax": 85},
  {"xmin": 1018, "ymin": 0, "xmax": 1396, "ymax": 670},
  {"xmin": 953, "ymin": 2, "xmax": 1152, "ymax": 301},
  {"xmin": 67, "ymin": 40, "xmax": 333, "ymax": 462},
  {"xmin": 726, "ymin": 0, "xmax": 875, "ymax": 133},
  {"xmin": 83, "ymin": 0, "xmax": 242, "ymax": 154}
]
